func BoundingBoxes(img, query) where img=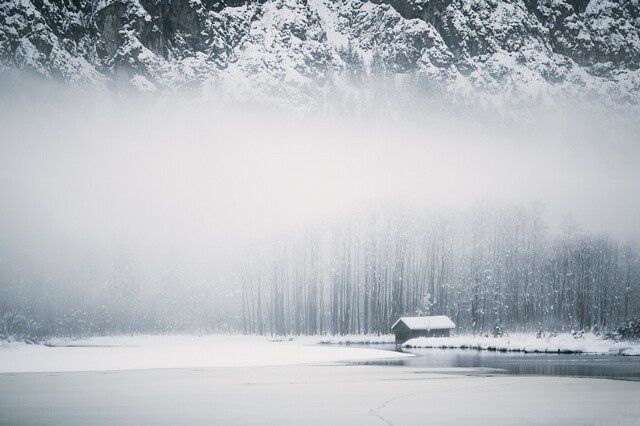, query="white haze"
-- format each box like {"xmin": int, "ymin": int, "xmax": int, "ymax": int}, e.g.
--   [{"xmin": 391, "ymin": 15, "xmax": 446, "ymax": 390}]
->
[{"xmin": 1, "ymin": 83, "xmax": 639, "ymax": 278}]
